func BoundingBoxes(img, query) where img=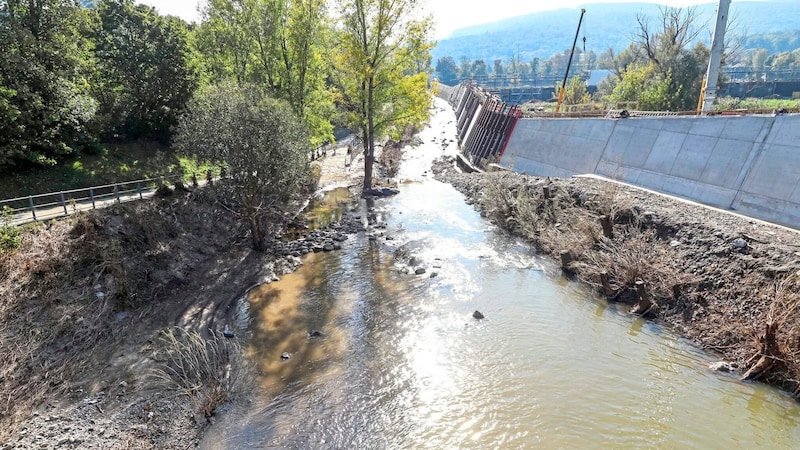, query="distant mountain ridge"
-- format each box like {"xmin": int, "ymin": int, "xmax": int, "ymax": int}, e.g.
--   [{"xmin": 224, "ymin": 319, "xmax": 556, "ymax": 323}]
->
[{"xmin": 433, "ymin": 1, "xmax": 800, "ymax": 63}]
